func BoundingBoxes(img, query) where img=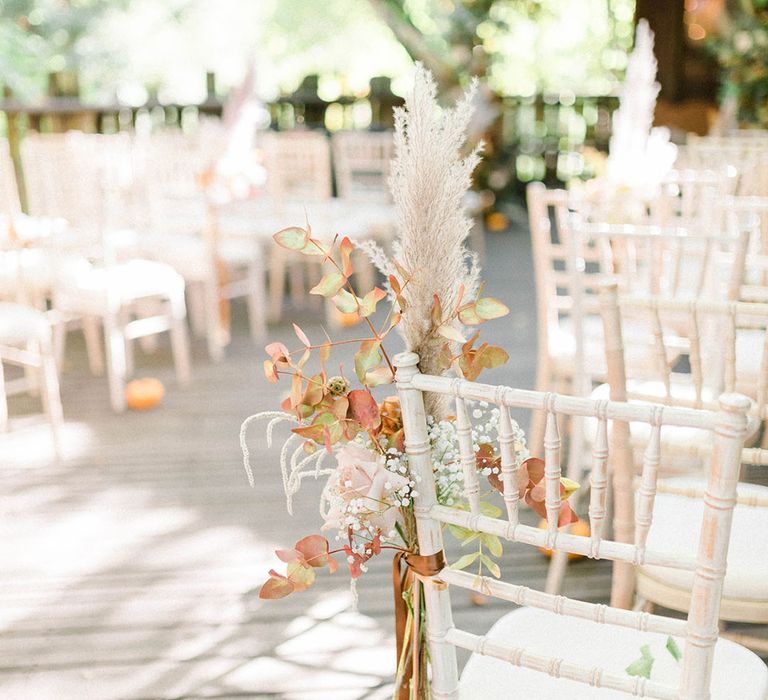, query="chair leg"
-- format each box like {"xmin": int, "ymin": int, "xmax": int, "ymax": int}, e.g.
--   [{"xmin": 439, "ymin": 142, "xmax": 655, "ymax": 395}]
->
[
  {"xmin": 104, "ymin": 316, "xmax": 127, "ymax": 413},
  {"xmin": 203, "ymin": 277, "xmax": 225, "ymax": 363},
  {"xmin": 187, "ymin": 281, "xmax": 208, "ymax": 338},
  {"xmin": 0, "ymin": 359, "xmax": 8, "ymax": 432},
  {"xmin": 38, "ymin": 338, "xmax": 64, "ymax": 459},
  {"xmin": 121, "ymin": 310, "xmax": 135, "ymax": 378},
  {"xmin": 288, "ymin": 259, "xmax": 304, "ymax": 308},
  {"xmin": 268, "ymin": 247, "xmax": 287, "ymax": 322},
  {"xmin": 83, "ymin": 315, "xmax": 105, "ymax": 376},
  {"xmin": 24, "ymin": 340, "xmax": 39, "ymax": 397},
  {"xmin": 51, "ymin": 314, "xmax": 67, "ymax": 373},
  {"xmin": 169, "ymin": 294, "xmax": 192, "ymax": 385},
  {"xmin": 246, "ymin": 257, "xmax": 267, "ymax": 341}
]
